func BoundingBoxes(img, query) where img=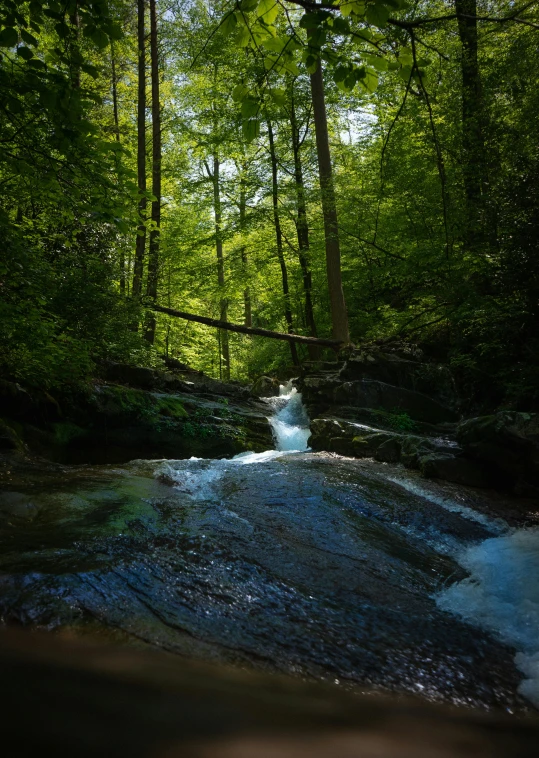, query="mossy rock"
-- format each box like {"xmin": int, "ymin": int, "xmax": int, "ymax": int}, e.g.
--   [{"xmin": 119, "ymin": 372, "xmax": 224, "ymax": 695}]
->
[{"xmin": 0, "ymin": 418, "xmax": 24, "ymax": 451}]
